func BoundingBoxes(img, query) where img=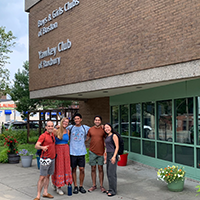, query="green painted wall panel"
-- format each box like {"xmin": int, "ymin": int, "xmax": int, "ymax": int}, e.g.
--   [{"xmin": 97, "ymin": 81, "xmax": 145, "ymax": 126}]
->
[
  {"xmin": 110, "ymin": 79, "xmax": 200, "ymax": 106},
  {"xmin": 128, "ymin": 152, "xmax": 200, "ymax": 181}
]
